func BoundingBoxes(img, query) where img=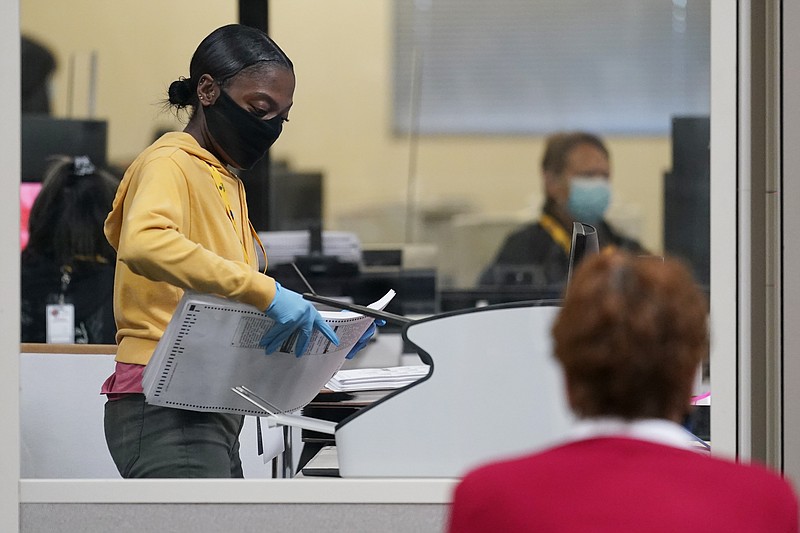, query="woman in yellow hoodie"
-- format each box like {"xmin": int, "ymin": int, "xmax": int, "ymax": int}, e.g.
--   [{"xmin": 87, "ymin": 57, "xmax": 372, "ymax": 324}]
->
[{"xmin": 101, "ymin": 24, "xmax": 341, "ymax": 478}]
